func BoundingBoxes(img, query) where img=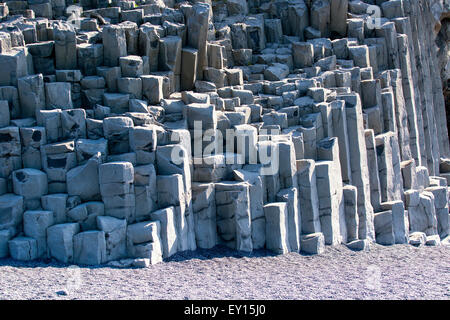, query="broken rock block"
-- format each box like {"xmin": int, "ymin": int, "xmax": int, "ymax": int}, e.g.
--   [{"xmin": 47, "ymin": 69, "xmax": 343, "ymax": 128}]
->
[
  {"xmin": 424, "ymin": 186, "xmax": 450, "ymax": 238},
  {"xmin": 191, "ymin": 182, "xmax": 216, "ymax": 250},
  {"xmin": 73, "ymin": 230, "xmax": 107, "ymax": 265},
  {"xmin": 129, "ymin": 126, "xmax": 157, "ymax": 165},
  {"xmin": 343, "ymin": 185, "xmax": 358, "ymax": 242},
  {"xmin": 425, "ymin": 235, "xmax": 441, "ymax": 246},
  {"xmin": 346, "ymin": 239, "xmax": 370, "ymax": 251},
  {"xmin": 315, "ymin": 161, "xmax": 343, "ymax": 245},
  {"xmin": 41, "ymin": 194, "xmax": 68, "ymax": 224},
  {"xmin": 119, "ymin": 55, "xmax": 144, "ymax": 78},
  {"xmin": 47, "ymin": 223, "xmax": 80, "ymax": 264},
  {"xmin": 0, "ymin": 100, "xmax": 9, "ymax": 128},
  {"xmin": 103, "ymin": 117, "xmax": 134, "ymax": 155},
  {"xmin": 75, "ymin": 139, "xmax": 108, "ymax": 165},
  {"xmin": 233, "ymin": 169, "xmax": 265, "ymax": 249},
  {"xmin": 17, "ymin": 74, "xmax": 45, "ymax": 119},
  {"xmin": 37, "ymin": 109, "xmax": 62, "ymax": 143},
  {"xmin": 409, "ymin": 231, "xmax": 427, "ymax": 247},
  {"xmin": 67, "ymin": 201, "xmax": 104, "ymax": 231},
  {"xmin": 97, "ymin": 66, "xmax": 121, "ymax": 93},
  {"xmin": 41, "ymin": 140, "xmax": 77, "ymax": 193},
  {"xmin": 374, "ymin": 210, "xmax": 395, "ymax": 245},
  {"xmin": 276, "ymin": 188, "xmax": 300, "ymax": 252},
  {"xmin": 149, "ymin": 207, "xmax": 178, "ymax": 259},
  {"xmin": 264, "ymin": 63, "xmax": 289, "ymax": 81},
  {"xmin": 0, "ymin": 194, "xmax": 24, "ymax": 236},
  {"xmin": 0, "ymin": 48, "xmax": 30, "ymax": 86},
  {"xmin": 181, "ymin": 47, "xmax": 198, "ymax": 91},
  {"xmin": 159, "ymin": 36, "xmax": 182, "ymax": 74},
  {"xmin": 12, "ymin": 169, "xmax": 48, "ymax": 210},
  {"xmin": 0, "ymin": 229, "xmax": 12, "ymax": 258},
  {"xmin": 54, "ymin": 24, "xmax": 77, "ymax": 70},
  {"xmin": 0, "ymin": 126, "xmax": 22, "ymax": 179},
  {"xmin": 156, "ymin": 174, "xmax": 191, "ymax": 252},
  {"xmin": 264, "ymin": 202, "xmax": 291, "ymax": 254},
  {"xmin": 215, "ymin": 182, "xmax": 253, "ymax": 253},
  {"xmin": 61, "ymin": 109, "xmax": 87, "ymax": 140},
  {"xmin": 66, "ymin": 154, "xmax": 101, "ymax": 202},
  {"xmin": 8, "ymin": 236, "xmax": 38, "ymax": 261},
  {"xmin": 310, "ymin": 0, "xmax": 330, "ymax": 37},
  {"xmin": 97, "ymin": 216, "xmax": 127, "ymax": 262},
  {"xmin": 117, "ymin": 77, "xmax": 142, "ymax": 100},
  {"xmin": 126, "ymin": 220, "xmax": 163, "ymax": 264},
  {"xmin": 380, "ymin": 201, "xmax": 409, "ymax": 244},
  {"xmin": 134, "ymin": 164, "xmax": 157, "ymax": 221},
  {"xmin": 99, "ymin": 162, "xmax": 135, "ymax": 222},
  {"xmin": 23, "ymin": 210, "xmax": 54, "ymax": 258},
  {"xmin": 45, "ymin": 82, "xmax": 72, "ymax": 110},
  {"xmin": 102, "ymin": 24, "xmax": 127, "ymax": 67},
  {"xmin": 300, "ymin": 232, "xmax": 325, "ymax": 255},
  {"xmin": 77, "ymin": 43, "xmax": 104, "ymax": 76},
  {"xmin": 296, "ymin": 160, "xmax": 321, "ymax": 234},
  {"xmin": 19, "ymin": 126, "xmax": 46, "ymax": 169},
  {"xmin": 408, "ymin": 191, "xmax": 439, "ymax": 236},
  {"xmin": 141, "ymin": 75, "xmax": 164, "ymax": 105}
]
